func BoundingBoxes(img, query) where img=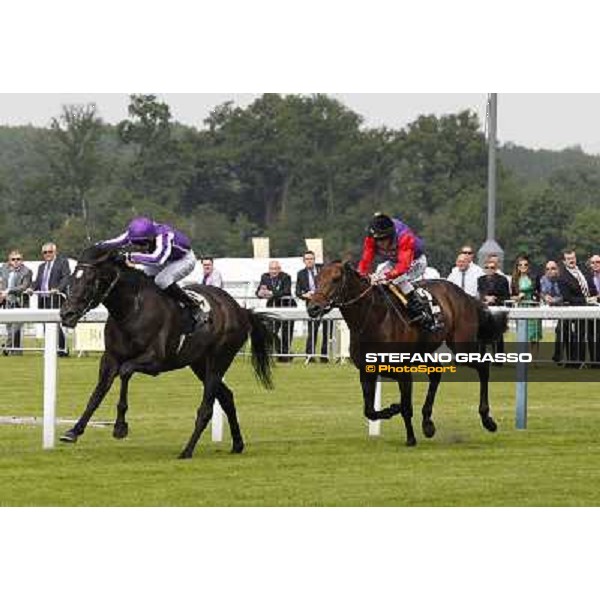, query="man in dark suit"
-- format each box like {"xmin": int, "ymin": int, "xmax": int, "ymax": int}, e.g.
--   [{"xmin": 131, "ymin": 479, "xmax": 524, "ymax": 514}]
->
[
  {"xmin": 30, "ymin": 242, "xmax": 72, "ymax": 356},
  {"xmin": 477, "ymin": 260, "xmax": 510, "ymax": 354},
  {"xmin": 256, "ymin": 260, "xmax": 296, "ymax": 362},
  {"xmin": 557, "ymin": 249, "xmax": 597, "ymax": 367},
  {"xmin": 540, "ymin": 260, "xmax": 566, "ymax": 364},
  {"xmin": 296, "ymin": 250, "xmax": 331, "ymax": 363},
  {"xmin": 0, "ymin": 249, "xmax": 33, "ymax": 354},
  {"xmin": 586, "ymin": 254, "xmax": 600, "ymax": 366}
]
